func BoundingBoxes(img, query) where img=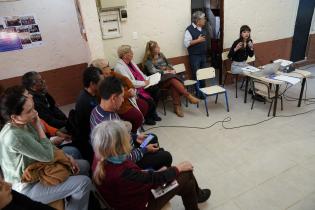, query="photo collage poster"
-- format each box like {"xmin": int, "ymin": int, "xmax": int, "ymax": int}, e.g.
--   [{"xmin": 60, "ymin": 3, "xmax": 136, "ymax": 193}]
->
[{"xmin": 0, "ymin": 14, "xmax": 43, "ymax": 52}]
